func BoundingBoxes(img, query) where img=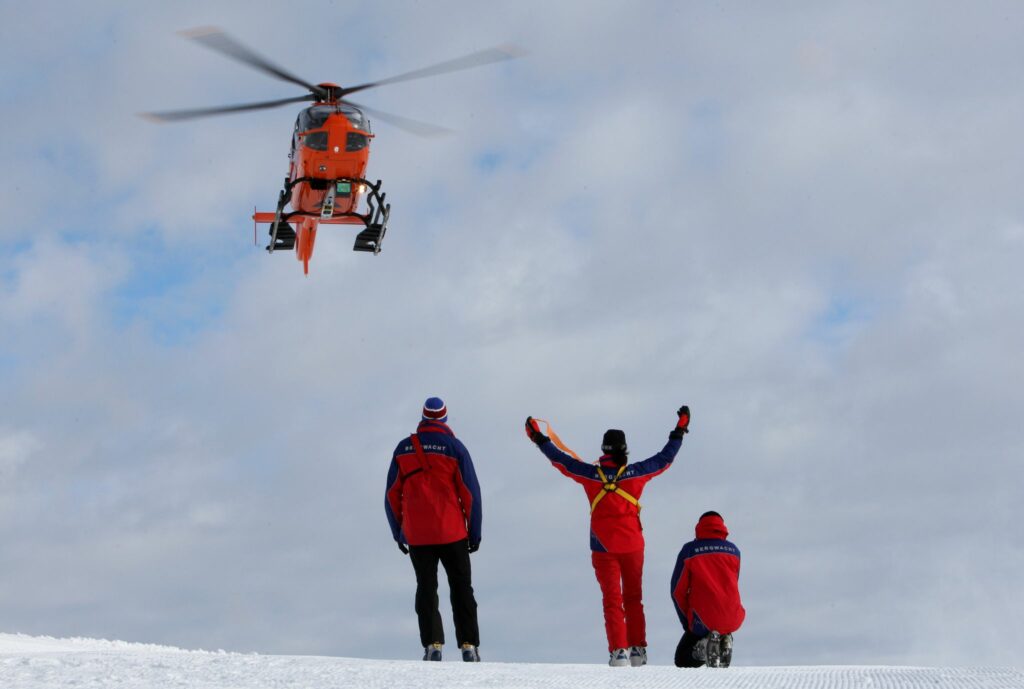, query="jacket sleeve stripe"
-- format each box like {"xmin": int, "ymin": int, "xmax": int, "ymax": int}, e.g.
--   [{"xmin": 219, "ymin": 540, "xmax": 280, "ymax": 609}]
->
[
  {"xmin": 669, "ymin": 549, "xmax": 687, "ymax": 622},
  {"xmin": 384, "ymin": 456, "xmax": 404, "ymax": 542},
  {"xmin": 454, "ymin": 439, "xmax": 483, "ymax": 544}
]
